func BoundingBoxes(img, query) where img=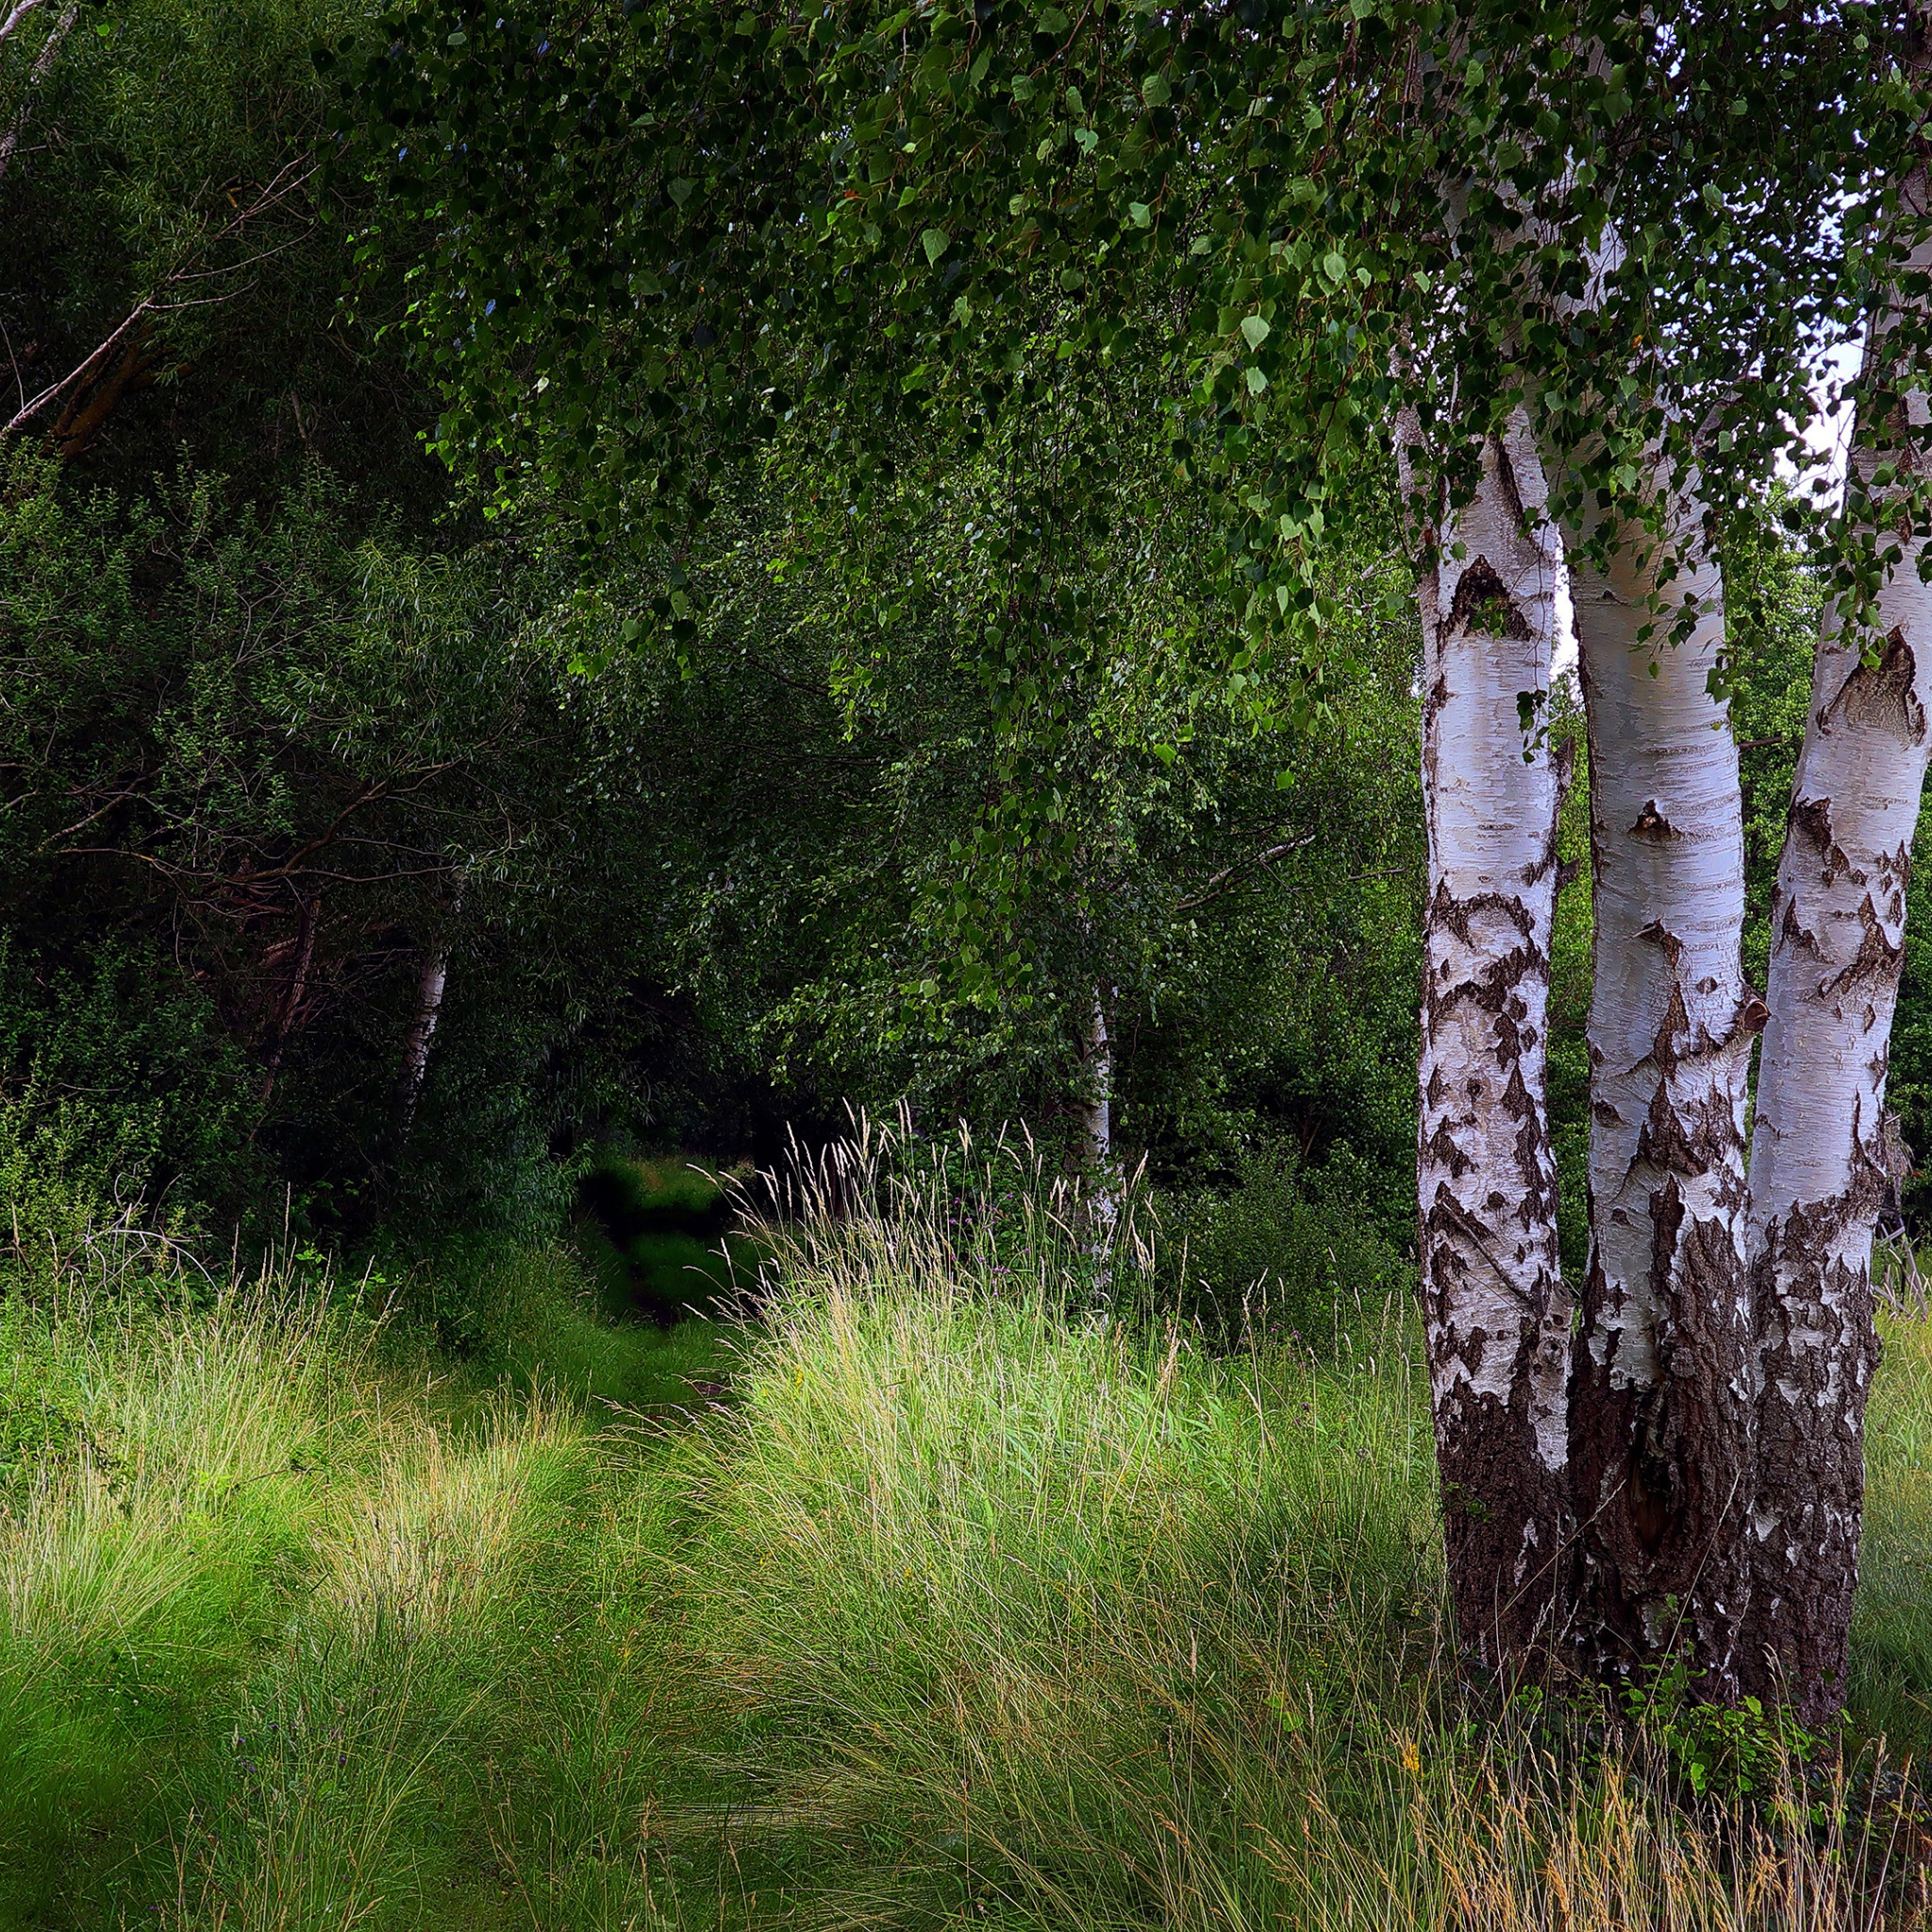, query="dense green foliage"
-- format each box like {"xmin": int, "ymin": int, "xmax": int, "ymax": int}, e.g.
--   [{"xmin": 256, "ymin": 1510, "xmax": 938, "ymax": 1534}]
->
[
  {"xmin": 9, "ymin": 0, "xmax": 1932, "ymax": 1294},
  {"xmin": 338, "ymin": 0, "xmax": 1882, "ymax": 633},
  {"xmin": 0, "ymin": 0, "xmax": 1440, "ymax": 1273}
]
